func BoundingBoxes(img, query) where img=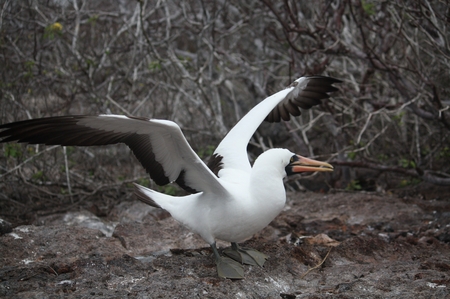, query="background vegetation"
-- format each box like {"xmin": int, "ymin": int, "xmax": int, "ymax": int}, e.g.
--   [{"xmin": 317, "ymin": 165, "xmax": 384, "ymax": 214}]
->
[{"xmin": 1, "ymin": 0, "xmax": 449, "ymax": 224}]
